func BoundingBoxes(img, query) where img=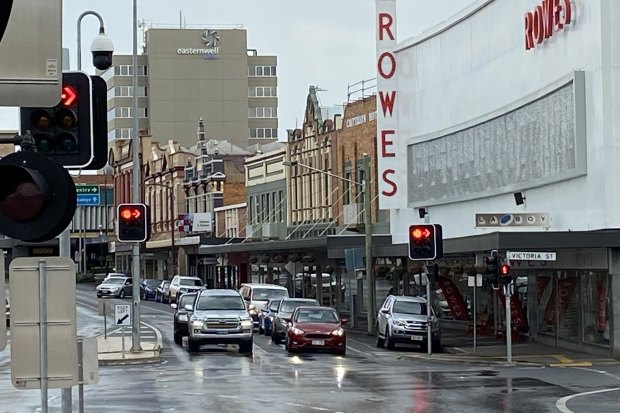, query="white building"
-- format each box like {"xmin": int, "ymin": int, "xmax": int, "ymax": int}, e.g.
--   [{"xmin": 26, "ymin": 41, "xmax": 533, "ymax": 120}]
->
[{"xmin": 376, "ymin": 0, "xmax": 620, "ymax": 356}]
